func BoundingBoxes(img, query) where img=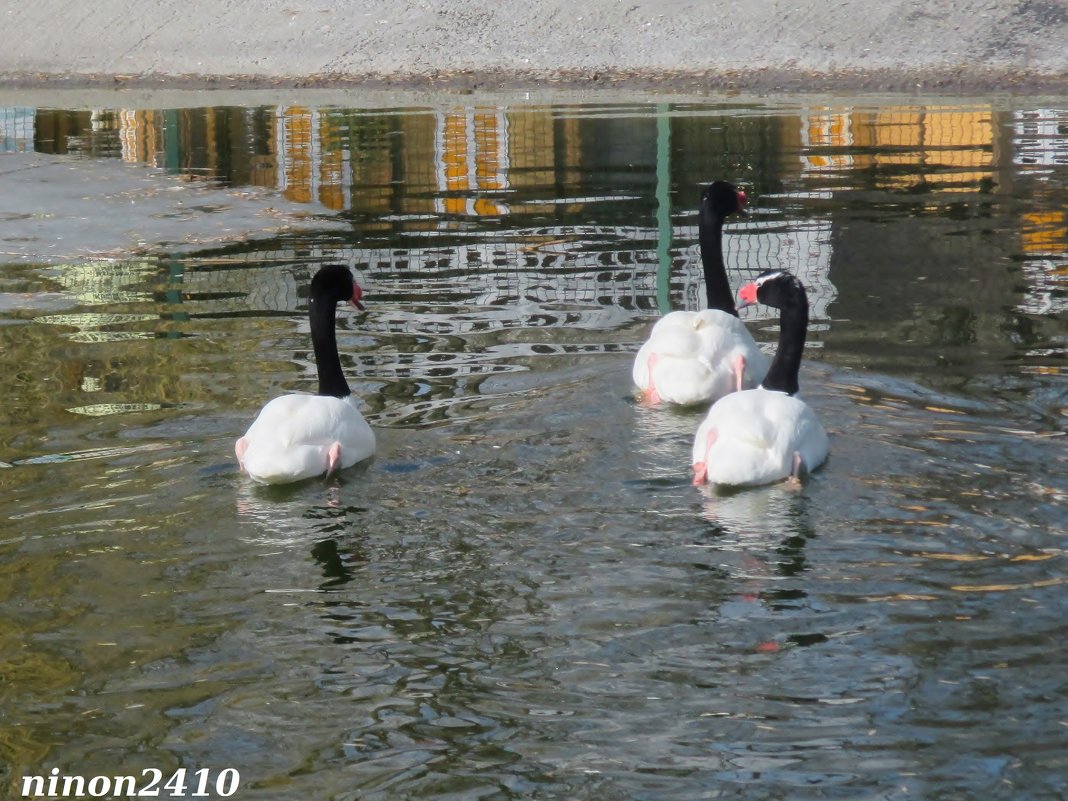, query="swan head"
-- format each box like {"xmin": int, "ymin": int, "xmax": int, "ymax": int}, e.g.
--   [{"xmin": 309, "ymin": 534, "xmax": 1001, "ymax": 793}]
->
[
  {"xmin": 312, "ymin": 263, "xmax": 366, "ymax": 310},
  {"xmin": 701, "ymin": 180, "xmax": 748, "ymax": 220},
  {"xmin": 738, "ymin": 269, "xmax": 806, "ymax": 311}
]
